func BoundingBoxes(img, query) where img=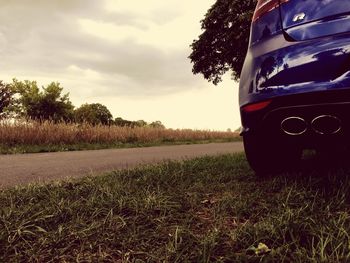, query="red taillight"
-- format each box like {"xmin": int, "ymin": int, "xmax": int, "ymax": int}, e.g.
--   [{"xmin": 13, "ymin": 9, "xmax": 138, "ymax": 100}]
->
[
  {"xmin": 252, "ymin": 0, "xmax": 289, "ymax": 22},
  {"xmin": 242, "ymin": 100, "xmax": 272, "ymax": 113}
]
